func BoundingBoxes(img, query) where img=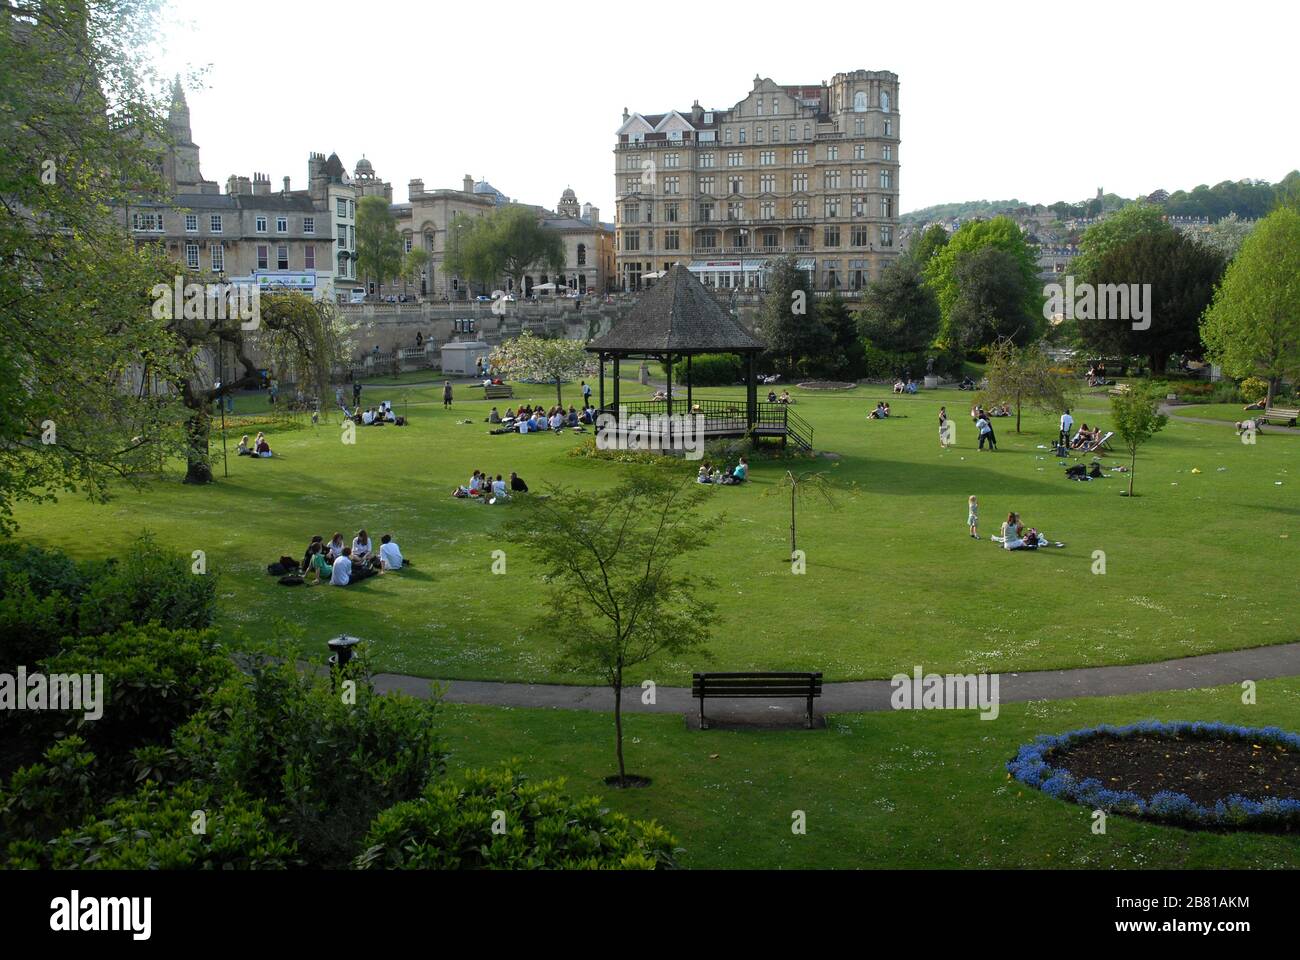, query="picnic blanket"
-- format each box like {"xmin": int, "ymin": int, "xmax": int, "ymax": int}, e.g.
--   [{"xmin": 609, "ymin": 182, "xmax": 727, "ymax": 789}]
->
[{"xmin": 990, "ymin": 535, "xmax": 1067, "ymax": 548}]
